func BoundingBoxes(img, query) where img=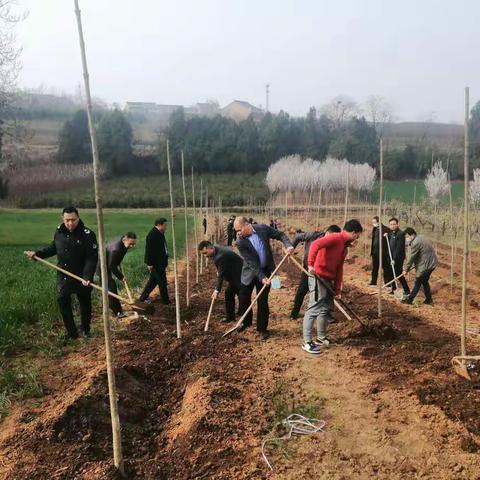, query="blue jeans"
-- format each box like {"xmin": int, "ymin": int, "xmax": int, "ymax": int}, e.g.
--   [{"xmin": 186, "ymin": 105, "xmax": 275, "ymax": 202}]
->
[{"xmin": 302, "ymin": 276, "xmax": 334, "ymax": 342}]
